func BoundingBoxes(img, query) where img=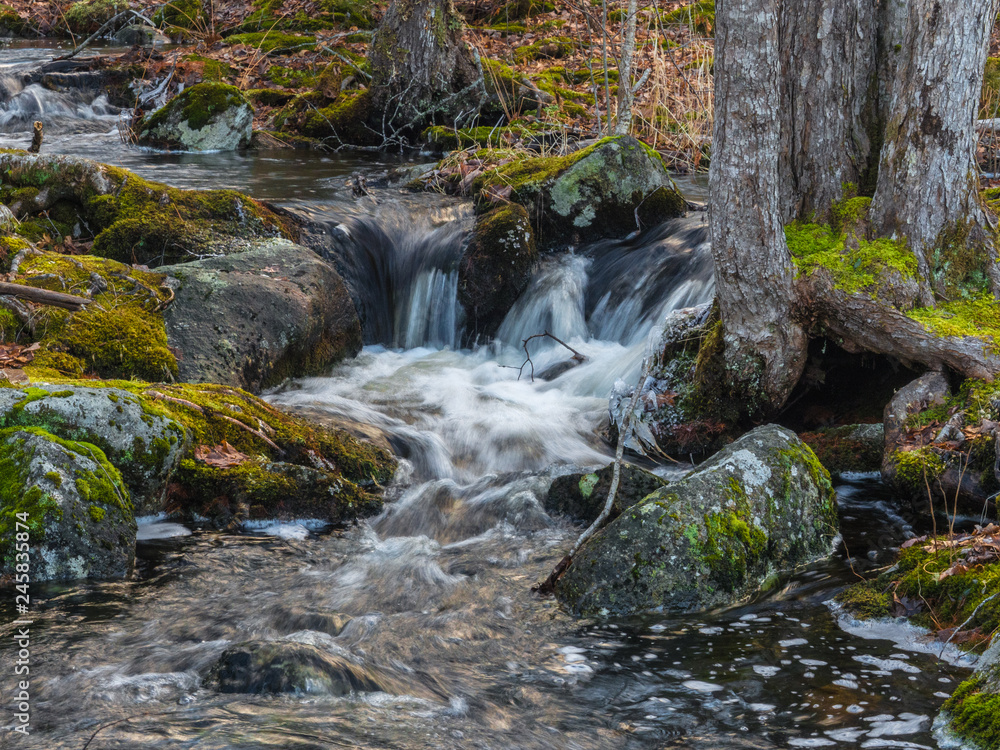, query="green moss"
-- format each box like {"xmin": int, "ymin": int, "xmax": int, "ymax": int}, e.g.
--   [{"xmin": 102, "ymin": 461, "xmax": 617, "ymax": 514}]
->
[
  {"xmin": 982, "ymin": 57, "xmax": 1000, "ymax": 119},
  {"xmin": 64, "ymin": 0, "xmax": 126, "ymax": 33},
  {"xmin": 661, "ymin": 0, "xmax": 715, "ymax": 35},
  {"xmin": 61, "ymin": 303, "xmax": 177, "ymax": 382},
  {"xmin": 785, "ymin": 221, "xmax": 917, "ymax": 295},
  {"xmin": 831, "ymin": 196, "xmax": 872, "ymax": 233},
  {"xmin": 44, "ymin": 470, "xmax": 62, "ymax": 486},
  {"xmin": 227, "ymin": 31, "xmax": 316, "ymax": 53},
  {"xmin": 513, "ymin": 36, "xmax": 575, "ymax": 63},
  {"xmin": 421, "ymin": 124, "xmax": 536, "ymax": 150},
  {"xmin": 0, "ymin": 4, "xmax": 26, "ymax": 33},
  {"xmin": 88, "ymin": 504, "xmax": 106, "ymax": 522},
  {"xmin": 141, "ymin": 82, "xmax": 248, "ymax": 132},
  {"xmin": 908, "ymin": 296, "xmax": 1000, "ymax": 343},
  {"xmin": 836, "ymin": 579, "xmax": 893, "ymax": 619},
  {"xmin": 944, "ymin": 674, "xmax": 1000, "ymax": 749},
  {"xmin": 299, "ymin": 90, "xmax": 378, "ymax": 146},
  {"xmin": 892, "ymin": 447, "xmax": 947, "ymax": 493},
  {"xmin": 153, "ymin": 0, "xmax": 205, "ymax": 31}
]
